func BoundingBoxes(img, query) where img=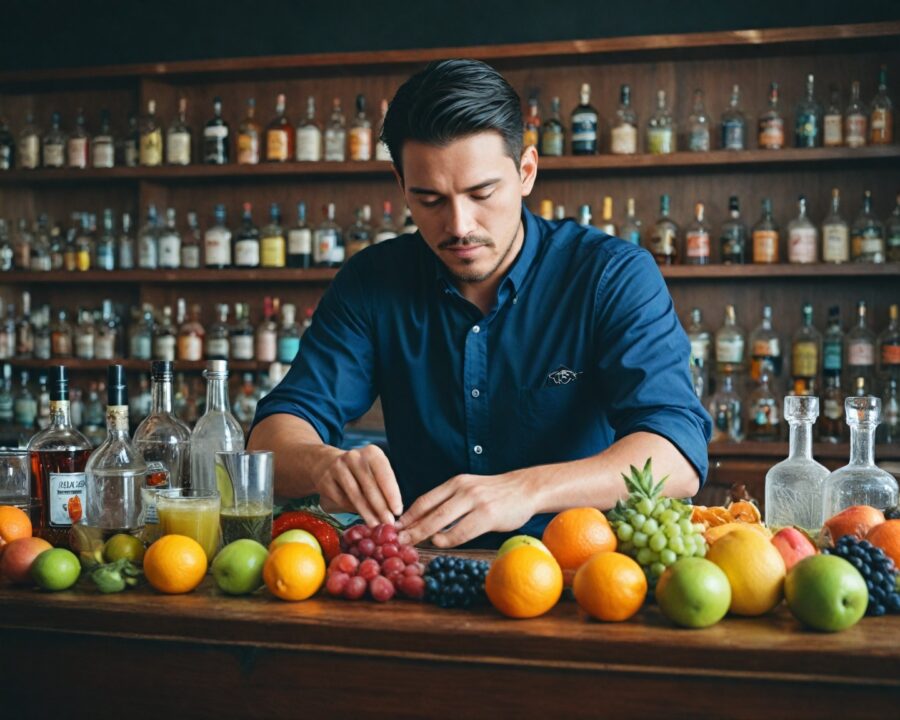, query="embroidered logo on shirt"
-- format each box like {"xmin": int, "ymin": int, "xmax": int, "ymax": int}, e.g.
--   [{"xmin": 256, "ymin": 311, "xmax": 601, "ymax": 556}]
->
[{"xmin": 547, "ymin": 366, "xmax": 583, "ymax": 386}]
